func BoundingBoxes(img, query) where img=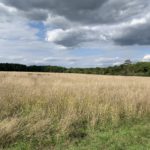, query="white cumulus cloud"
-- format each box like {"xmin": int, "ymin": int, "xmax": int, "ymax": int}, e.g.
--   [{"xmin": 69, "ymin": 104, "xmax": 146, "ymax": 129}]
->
[{"xmin": 143, "ymin": 55, "xmax": 150, "ymax": 61}]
